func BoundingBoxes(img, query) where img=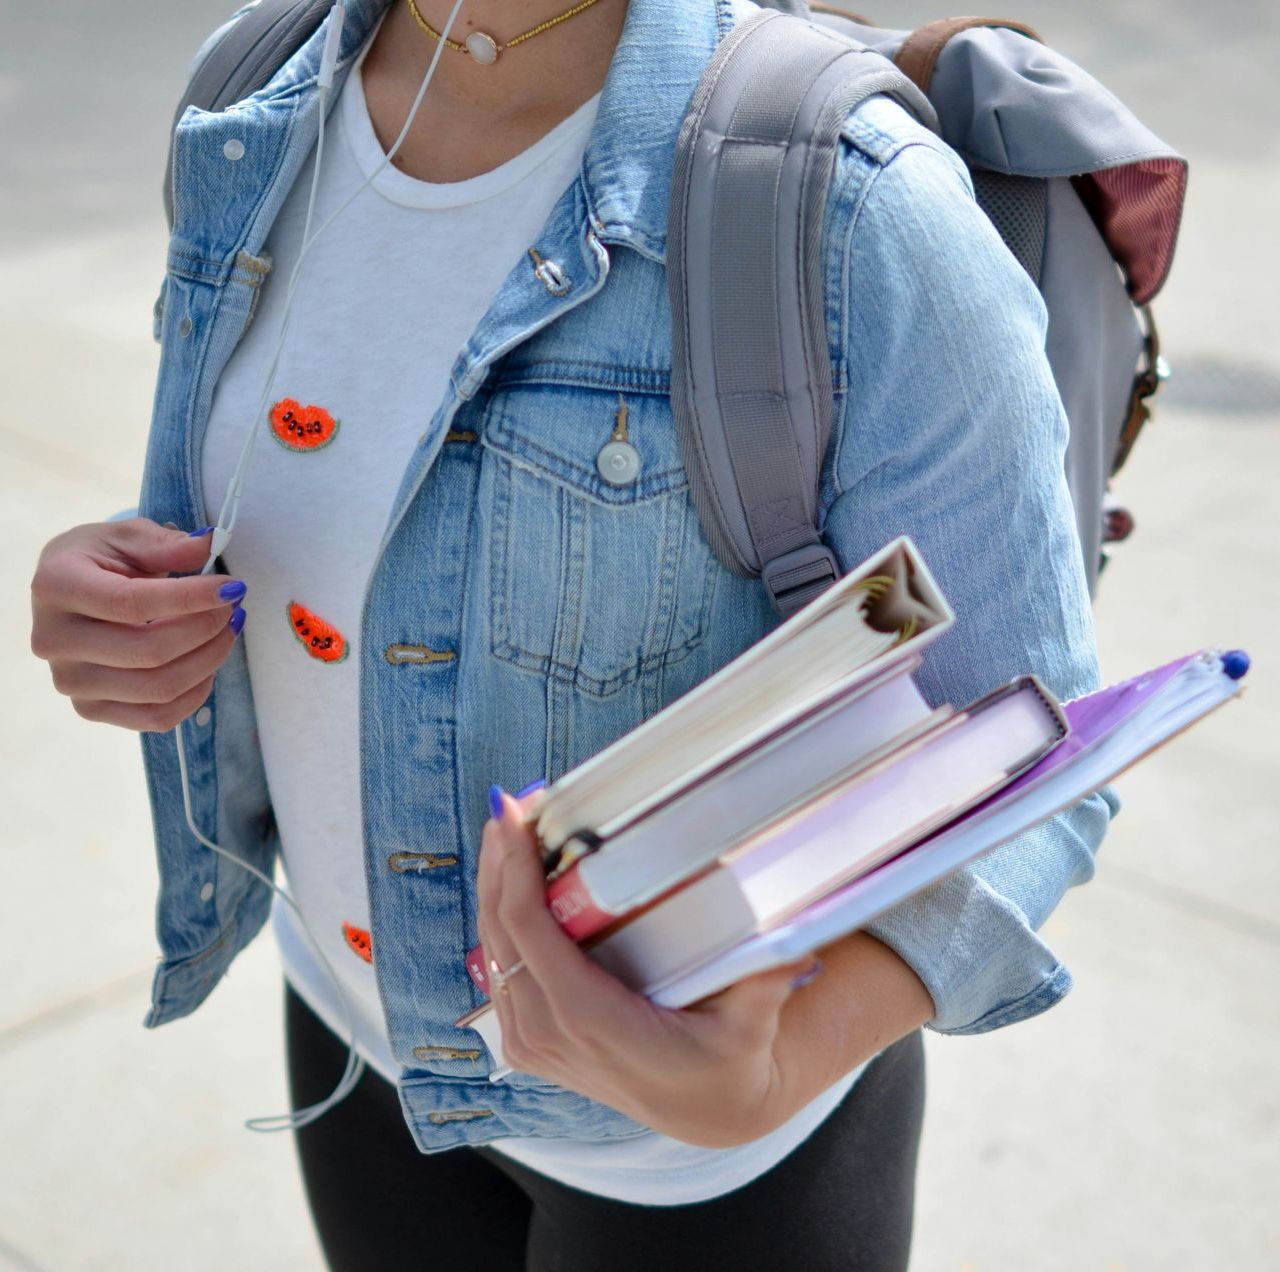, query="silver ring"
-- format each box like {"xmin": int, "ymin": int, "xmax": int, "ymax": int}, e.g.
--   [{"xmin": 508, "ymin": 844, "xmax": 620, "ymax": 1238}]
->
[{"xmin": 489, "ymin": 957, "xmax": 526, "ymax": 994}]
